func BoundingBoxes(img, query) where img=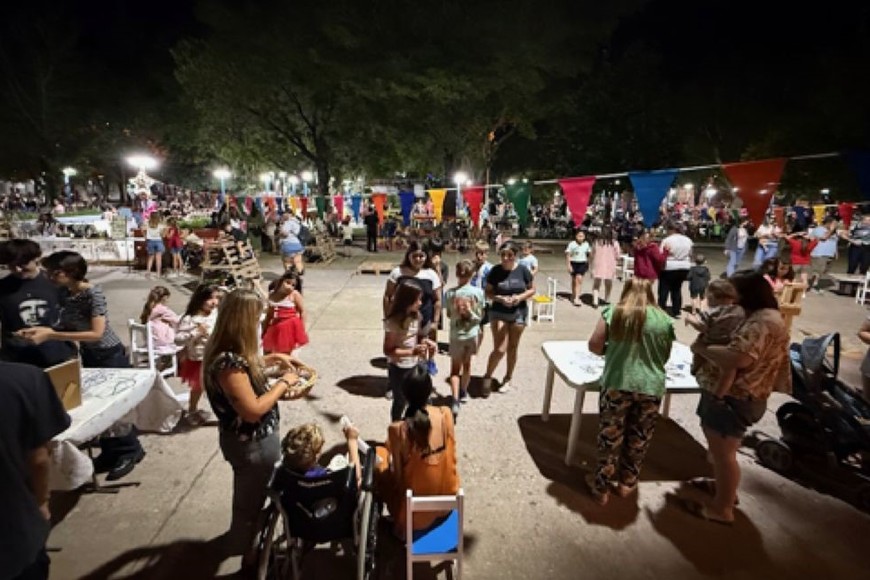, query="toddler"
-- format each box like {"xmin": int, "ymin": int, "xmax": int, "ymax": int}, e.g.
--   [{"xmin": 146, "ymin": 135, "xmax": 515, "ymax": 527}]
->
[
  {"xmin": 685, "ymin": 279, "xmax": 746, "ymax": 395},
  {"xmin": 686, "ymin": 254, "xmax": 711, "ymax": 314}
]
